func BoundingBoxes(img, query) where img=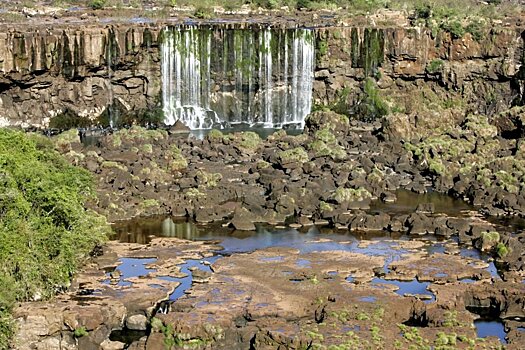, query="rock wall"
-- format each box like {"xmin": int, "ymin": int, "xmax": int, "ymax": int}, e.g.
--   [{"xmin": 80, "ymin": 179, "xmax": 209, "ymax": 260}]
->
[
  {"xmin": 0, "ymin": 22, "xmax": 523, "ymax": 128},
  {"xmin": 314, "ymin": 26, "xmax": 524, "ymax": 118},
  {"xmin": 0, "ymin": 24, "xmax": 161, "ymax": 128}
]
